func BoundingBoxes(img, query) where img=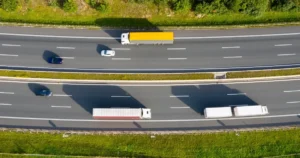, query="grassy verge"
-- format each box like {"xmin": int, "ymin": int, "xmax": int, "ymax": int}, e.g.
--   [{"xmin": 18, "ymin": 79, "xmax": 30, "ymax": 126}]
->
[
  {"xmin": 0, "ymin": 1, "xmax": 299, "ymax": 28},
  {"xmin": 0, "ymin": 70, "xmax": 214, "ymax": 80},
  {"xmin": 0, "ymin": 128, "xmax": 299, "ymax": 157},
  {"xmin": 227, "ymin": 69, "xmax": 300, "ymax": 78}
]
